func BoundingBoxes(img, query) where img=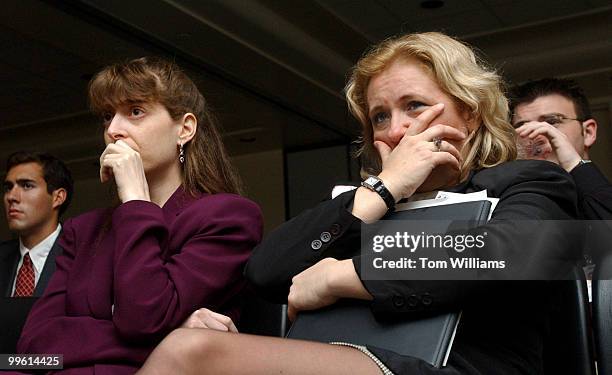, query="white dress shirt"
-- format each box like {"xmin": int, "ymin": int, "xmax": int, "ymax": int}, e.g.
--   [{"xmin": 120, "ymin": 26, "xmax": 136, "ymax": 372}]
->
[{"xmin": 11, "ymin": 224, "xmax": 62, "ymax": 295}]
